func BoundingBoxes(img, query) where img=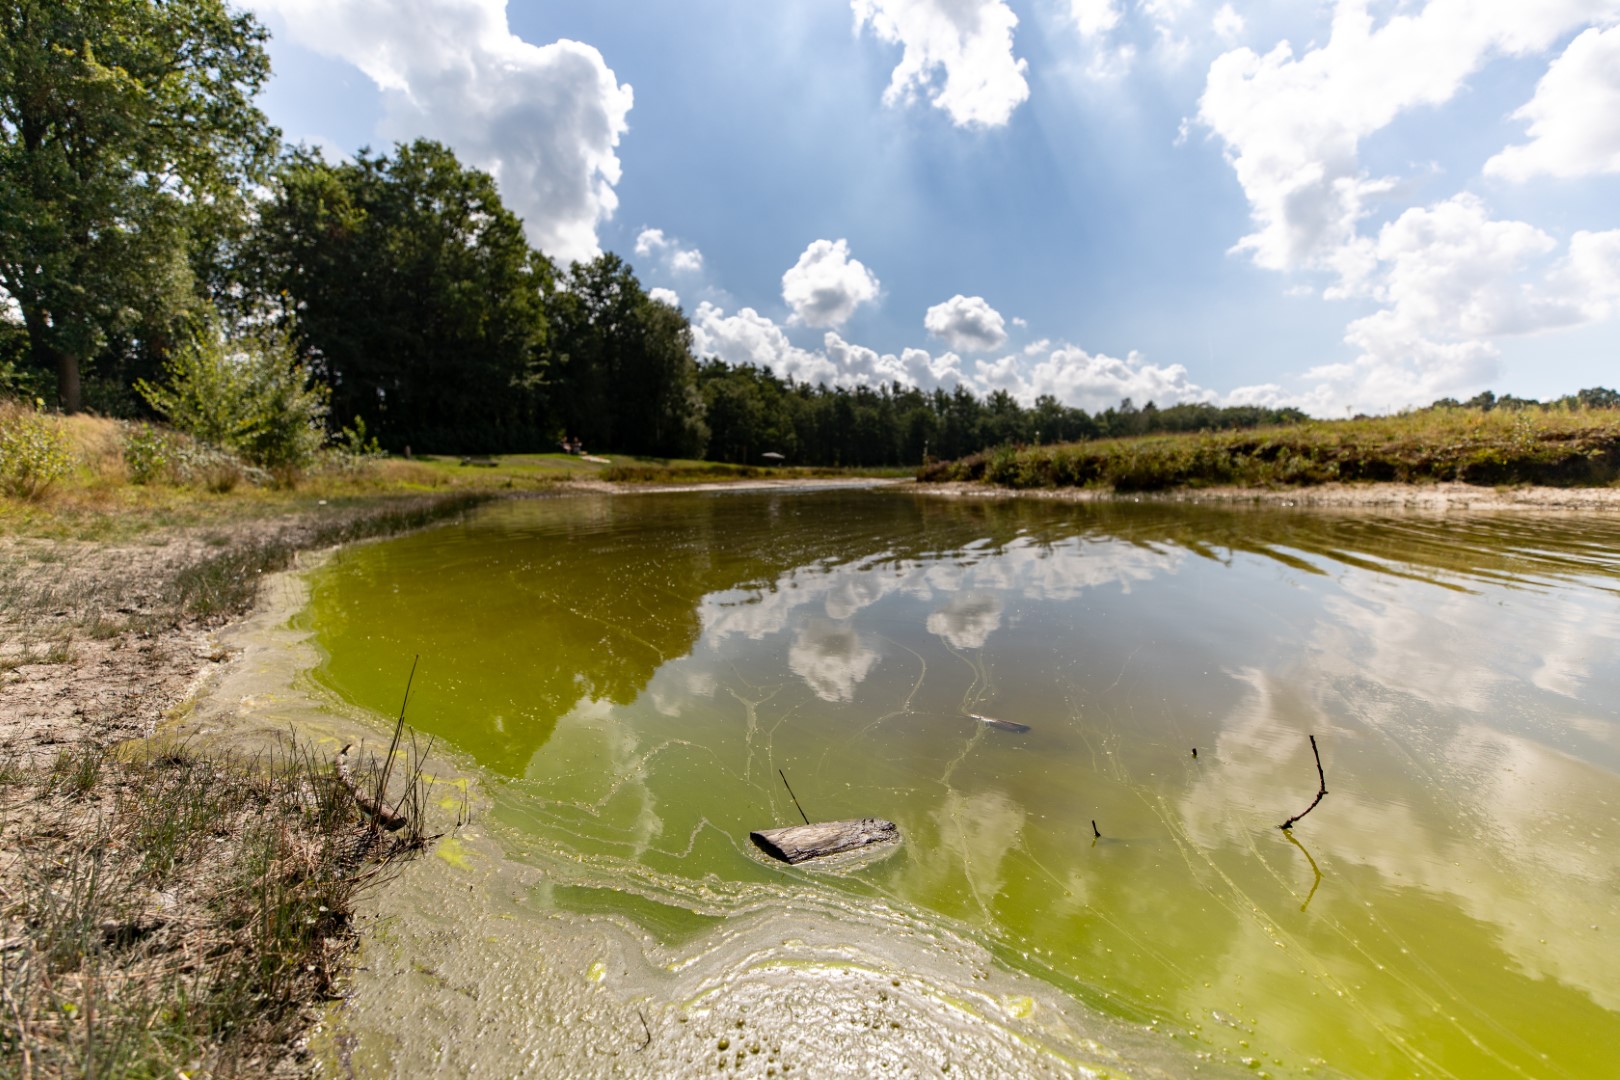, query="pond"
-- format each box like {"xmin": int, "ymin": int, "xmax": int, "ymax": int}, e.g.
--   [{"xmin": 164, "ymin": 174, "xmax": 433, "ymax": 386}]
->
[{"xmin": 305, "ymin": 489, "xmax": 1620, "ymax": 1077}]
